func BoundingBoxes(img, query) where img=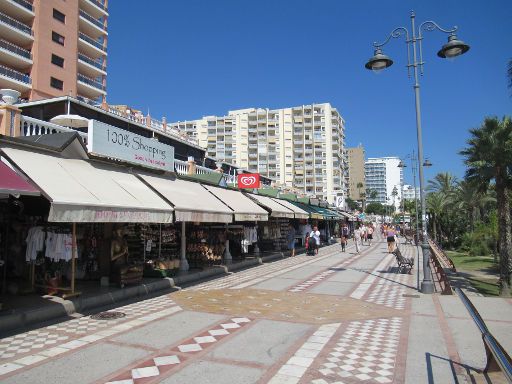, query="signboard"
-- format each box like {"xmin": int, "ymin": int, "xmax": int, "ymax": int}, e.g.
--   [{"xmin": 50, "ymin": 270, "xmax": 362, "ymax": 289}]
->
[
  {"xmin": 87, "ymin": 120, "xmax": 174, "ymax": 172},
  {"xmin": 237, "ymin": 173, "xmax": 260, "ymax": 189}
]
